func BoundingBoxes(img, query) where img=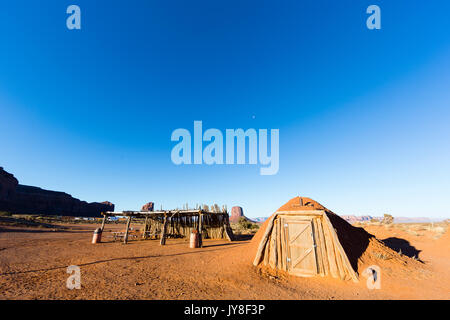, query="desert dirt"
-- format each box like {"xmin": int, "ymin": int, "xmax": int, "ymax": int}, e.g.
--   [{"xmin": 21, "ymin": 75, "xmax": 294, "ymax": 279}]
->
[{"xmin": 0, "ymin": 221, "xmax": 449, "ymax": 300}]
